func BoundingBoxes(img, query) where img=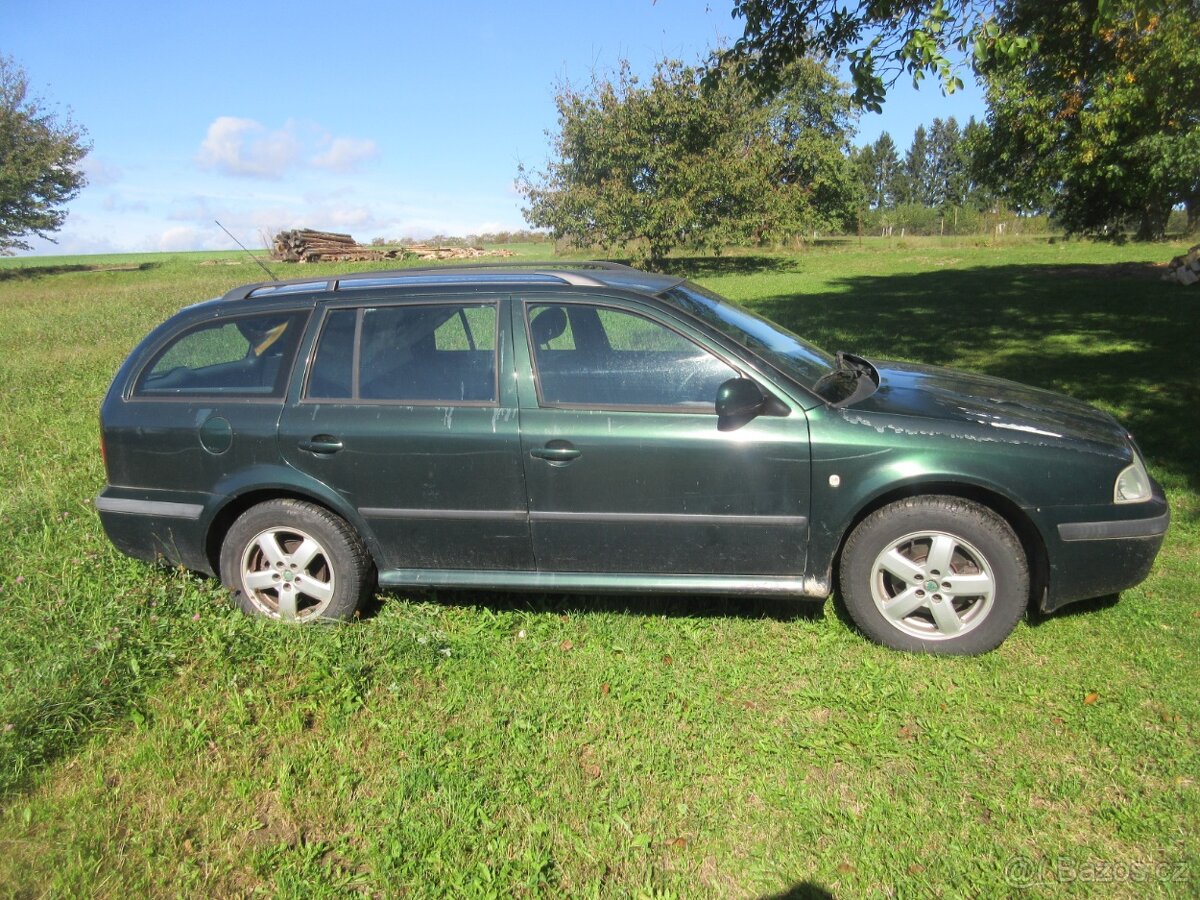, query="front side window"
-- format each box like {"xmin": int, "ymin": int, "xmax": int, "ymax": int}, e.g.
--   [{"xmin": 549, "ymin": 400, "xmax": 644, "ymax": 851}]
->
[
  {"xmin": 527, "ymin": 302, "xmax": 736, "ymax": 410},
  {"xmin": 659, "ymin": 281, "xmax": 836, "ymax": 388},
  {"xmin": 305, "ymin": 303, "xmax": 499, "ymax": 404},
  {"xmin": 135, "ymin": 311, "xmax": 308, "ymax": 398}
]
